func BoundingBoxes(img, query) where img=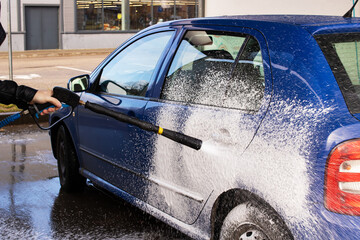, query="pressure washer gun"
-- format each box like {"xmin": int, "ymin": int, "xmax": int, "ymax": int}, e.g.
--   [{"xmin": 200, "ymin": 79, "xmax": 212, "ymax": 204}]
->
[
  {"xmin": 82, "ymin": 101, "xmax": 202, "ymax": 150},
  {"xmin": 0, "ymin": 86, "xmax": 80, "ymax": 130},
  {"xmin": 0, "ymin": 86, "xmax": 202, "ymax": 150}
]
